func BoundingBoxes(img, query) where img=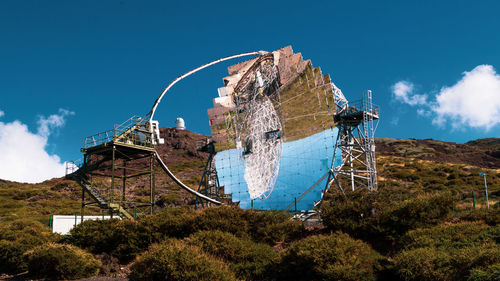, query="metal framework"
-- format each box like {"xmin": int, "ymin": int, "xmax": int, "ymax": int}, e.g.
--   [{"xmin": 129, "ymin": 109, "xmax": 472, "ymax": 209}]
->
[
  {"xmin": 67, "ymin": 49, "xmax": 378, "ymax": 219},
  {"xmin": 332, "ymin": 90, "xmax": 379, "ymax": 192},
  {"xmin": 194, "ymin": 139, "xmax": 223, "ymax": 209},
  {"xmin": 142, "ymin": 51, "xmax": 271, "ymax": 206},
  {"xmin": 67, "ymin": 51, "xmax": 270, "ymax": 215},
  {"xmin": 288, "ymin": 89, "xmax": 379, "ymax": 221},
  {"xmin": 66, "ymin": 116, "xmax": 157, "ymax": 219},
  {"xmin": 233, "ymin": 56, "xmax": 283, "ymax": 199}
]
